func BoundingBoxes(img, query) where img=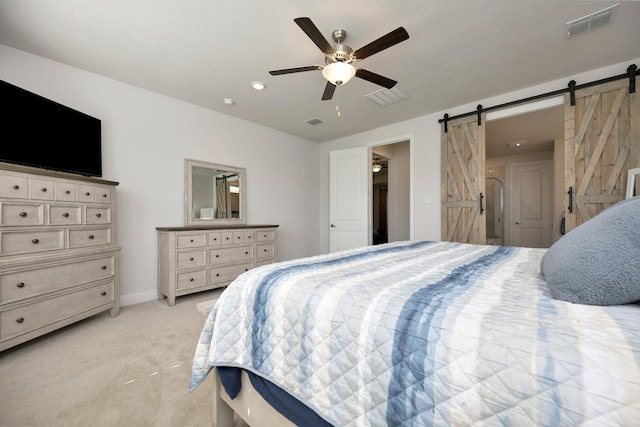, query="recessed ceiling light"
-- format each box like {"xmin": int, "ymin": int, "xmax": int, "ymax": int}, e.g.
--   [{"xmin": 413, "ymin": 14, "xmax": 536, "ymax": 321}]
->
[
  {"xmin": 251, "ymin": 81, "xmax": 266, "ymax": 90},
  {"xmin": 508, "ymin": 140, "xmax": 527, "ymax": 148}
]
